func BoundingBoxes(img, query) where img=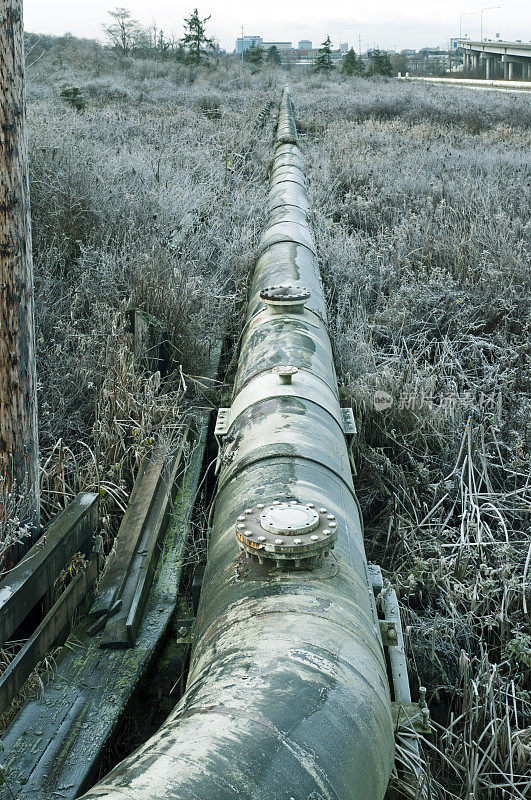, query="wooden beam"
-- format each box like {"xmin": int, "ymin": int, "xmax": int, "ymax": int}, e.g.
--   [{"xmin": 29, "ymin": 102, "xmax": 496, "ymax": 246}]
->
[
  {"xmin": 0, "ymin": 537, "xmax": 102, "ymax": 716},
  {"xmin": 0, "ymin": 492, "xmax": 99, "ymax": 647},
  {"xmin": 88, "ymin": 457, "xmax": 164, "ymax": 621},
  {"xmin": 100, "ymin": 432, "xmax": 188, "ymax": 648}
]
